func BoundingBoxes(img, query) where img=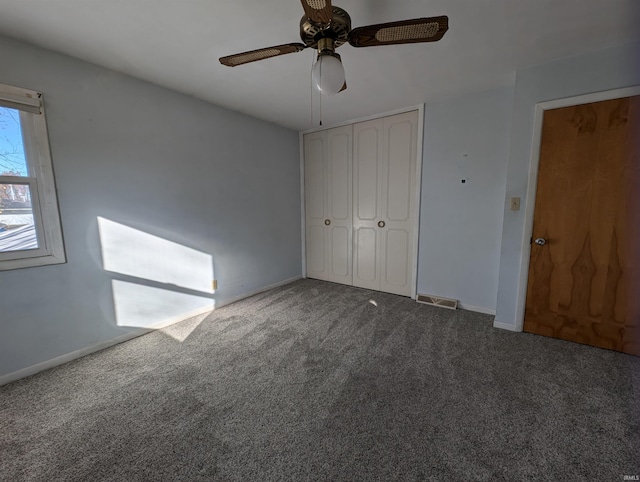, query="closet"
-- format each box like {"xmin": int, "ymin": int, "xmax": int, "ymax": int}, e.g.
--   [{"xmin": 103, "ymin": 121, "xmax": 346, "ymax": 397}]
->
[{"xmin": 303, "ymin": 110, "xmax": 419, "ymax": 297}]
